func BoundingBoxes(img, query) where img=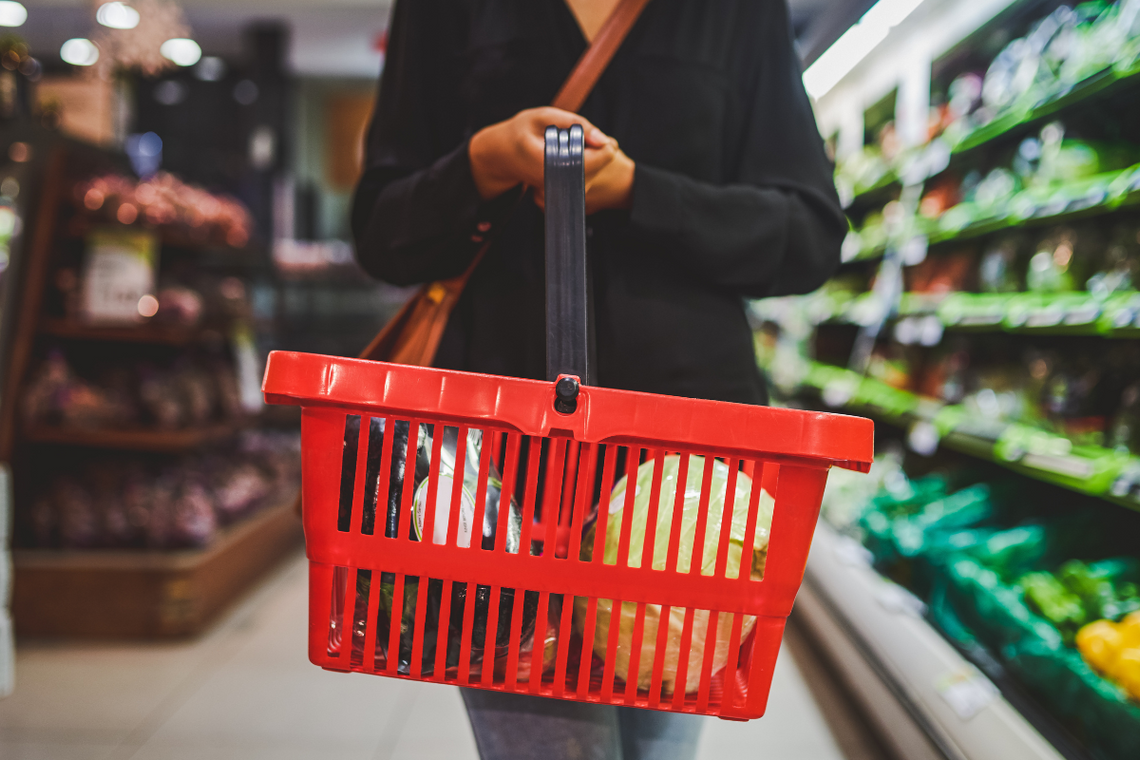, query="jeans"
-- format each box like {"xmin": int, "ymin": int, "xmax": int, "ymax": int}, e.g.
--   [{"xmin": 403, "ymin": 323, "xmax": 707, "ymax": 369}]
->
[{"xmin": 461, "ymin": 688, "xmax": 704, "ymax": 760}]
